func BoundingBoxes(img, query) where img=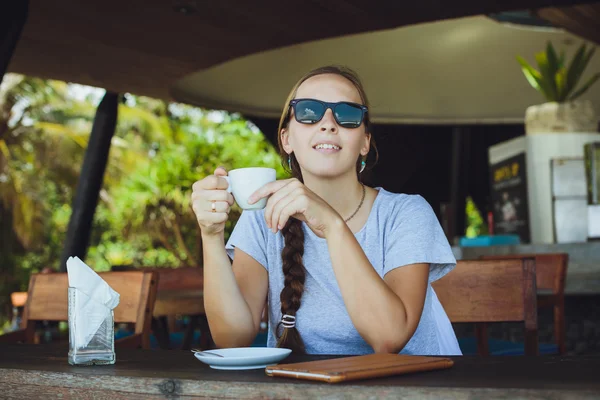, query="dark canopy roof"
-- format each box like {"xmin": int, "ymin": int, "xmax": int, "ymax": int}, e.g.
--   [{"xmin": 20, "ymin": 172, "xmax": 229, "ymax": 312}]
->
[{"xmin": 8, "ymin": 0, "xmax": 591, "ymax": 103}]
